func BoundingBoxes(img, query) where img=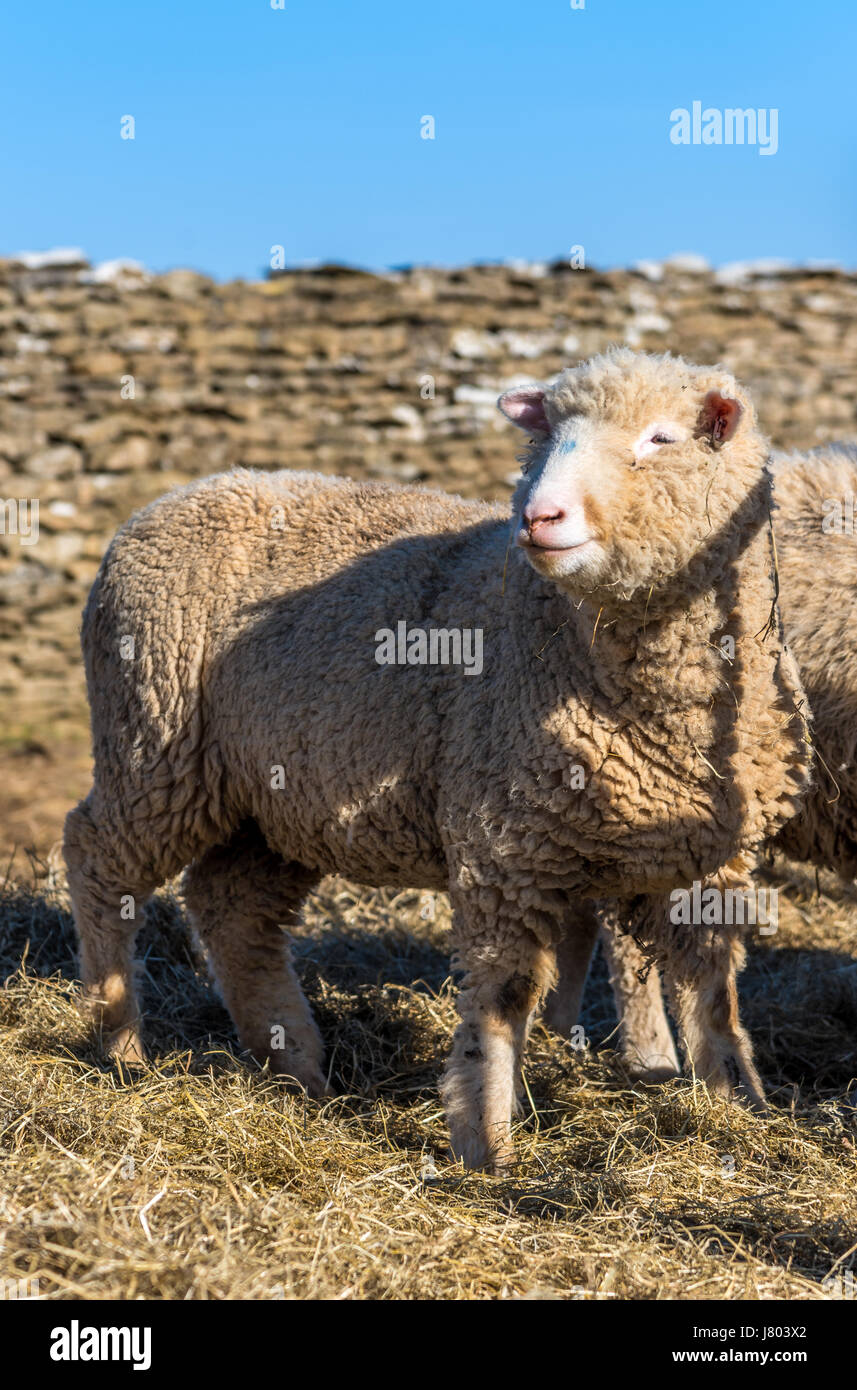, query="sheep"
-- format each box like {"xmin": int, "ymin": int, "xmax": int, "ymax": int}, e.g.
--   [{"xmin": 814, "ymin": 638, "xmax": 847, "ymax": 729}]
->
[
  {"xmin": 63, "ymin": 348, "xmax": 811, "ymax": 1171},
  {"xmin": 547, "ymin": 442, "xmax": 857, "ymax": 1082},
  {"xmin": 769, "ymin": 443, "xmax": 857, "ymax": 871}
]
